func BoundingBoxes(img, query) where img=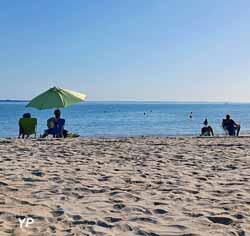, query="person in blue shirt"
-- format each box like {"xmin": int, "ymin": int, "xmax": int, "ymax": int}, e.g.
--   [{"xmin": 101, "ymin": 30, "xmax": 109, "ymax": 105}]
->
[{"xmin": 42, "ymin": 109, "xmax": 68, "ymax": 138}]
